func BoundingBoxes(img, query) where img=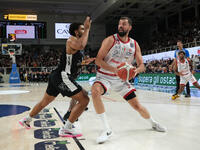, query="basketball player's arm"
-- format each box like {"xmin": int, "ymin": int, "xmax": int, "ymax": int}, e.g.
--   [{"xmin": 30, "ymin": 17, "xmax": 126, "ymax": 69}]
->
[
  {"xmin": 134, "ymin": 42, "xmax": 145, "ymax": 74},
  {"xmin": 68, "ymin": 17, "xmax": 91, "ymax": 50},
  {"xmin": 95, "ymin": 36, "xmax": 117, "ymax": 73}
]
